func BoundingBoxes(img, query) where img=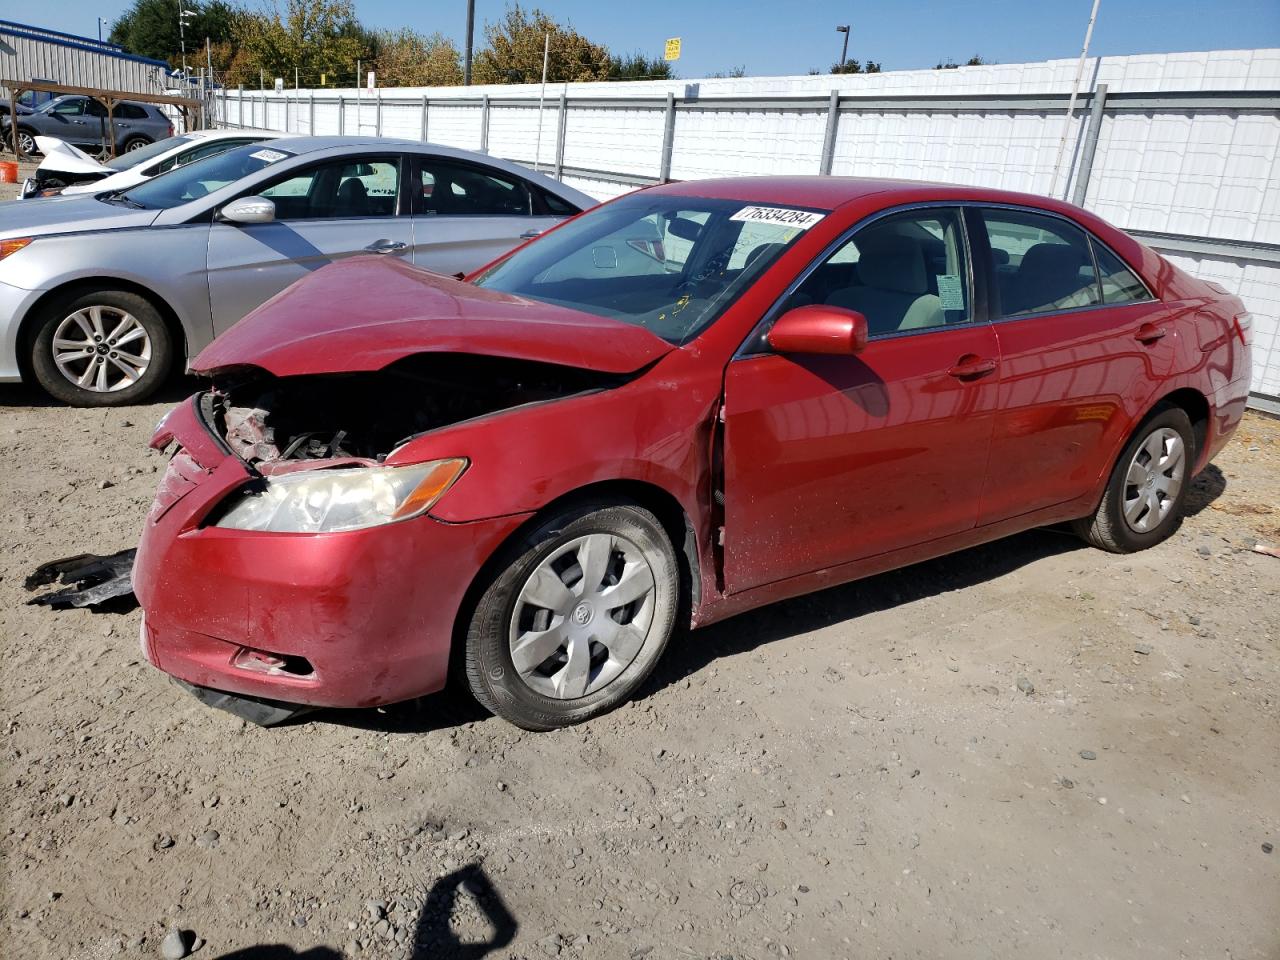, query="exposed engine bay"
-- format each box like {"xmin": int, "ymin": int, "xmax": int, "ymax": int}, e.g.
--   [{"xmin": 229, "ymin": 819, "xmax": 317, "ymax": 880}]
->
[{"xmin": 204, "ymin": 353, "xmax": 623, "ymax": 465}]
